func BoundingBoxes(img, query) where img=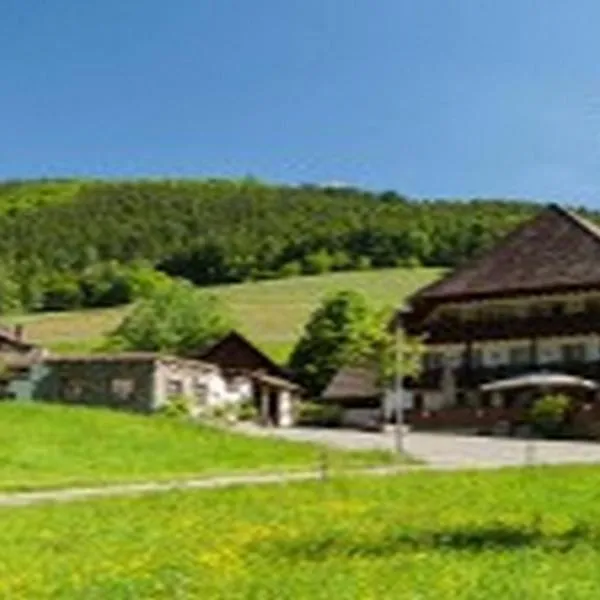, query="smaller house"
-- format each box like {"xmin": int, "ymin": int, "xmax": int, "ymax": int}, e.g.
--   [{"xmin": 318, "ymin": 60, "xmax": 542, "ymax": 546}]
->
[
  {"xmin": 0, "ymin": 325, "xmax": 47, "ymax": 400},
  {"xmin": 191, "ymin": 331, "xmax": 300, "ymax": 427},
  {"xmin": 37, "ymin": 354, "xmax": 226, "ymax": 413},
  {"xmin": 321, "ymin": 364, "xmax": 384, "ymax": 430}
]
